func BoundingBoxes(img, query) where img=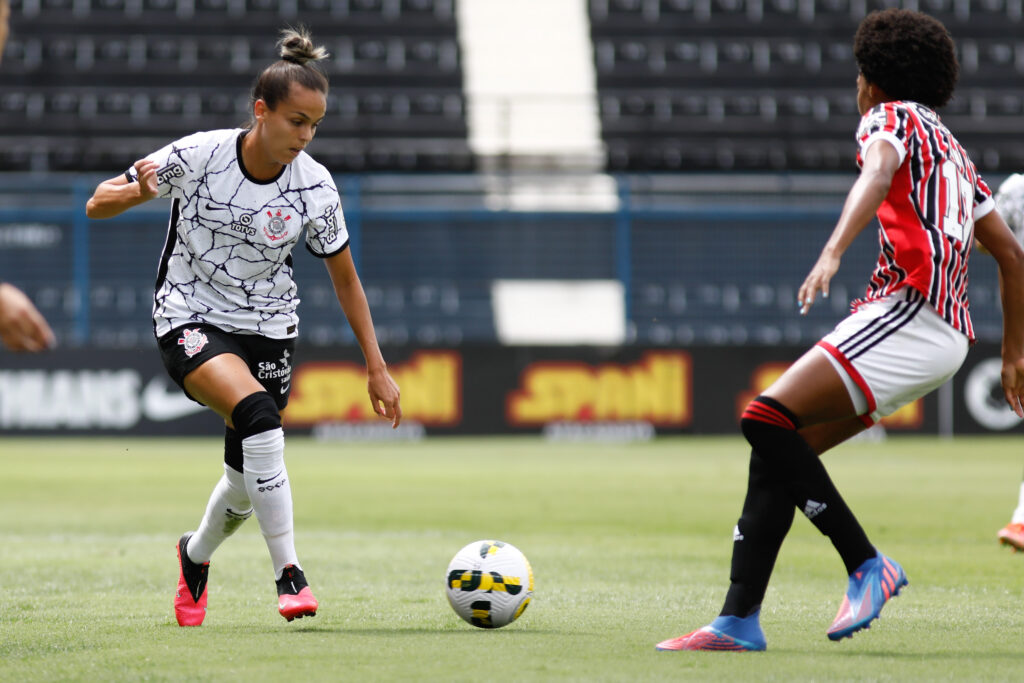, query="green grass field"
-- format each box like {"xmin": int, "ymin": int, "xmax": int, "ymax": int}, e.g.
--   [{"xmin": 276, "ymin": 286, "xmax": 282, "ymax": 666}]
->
[{"xmin": 2, "ymin": 435, "xmax": 1024, "ymax": 681}]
